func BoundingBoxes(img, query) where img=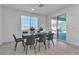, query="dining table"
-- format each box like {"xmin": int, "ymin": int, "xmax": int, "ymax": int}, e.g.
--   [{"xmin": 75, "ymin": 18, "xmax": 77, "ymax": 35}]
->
[{"xmin": 22, "ymin": 32, "xmax": 49, "ymax": 40}]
